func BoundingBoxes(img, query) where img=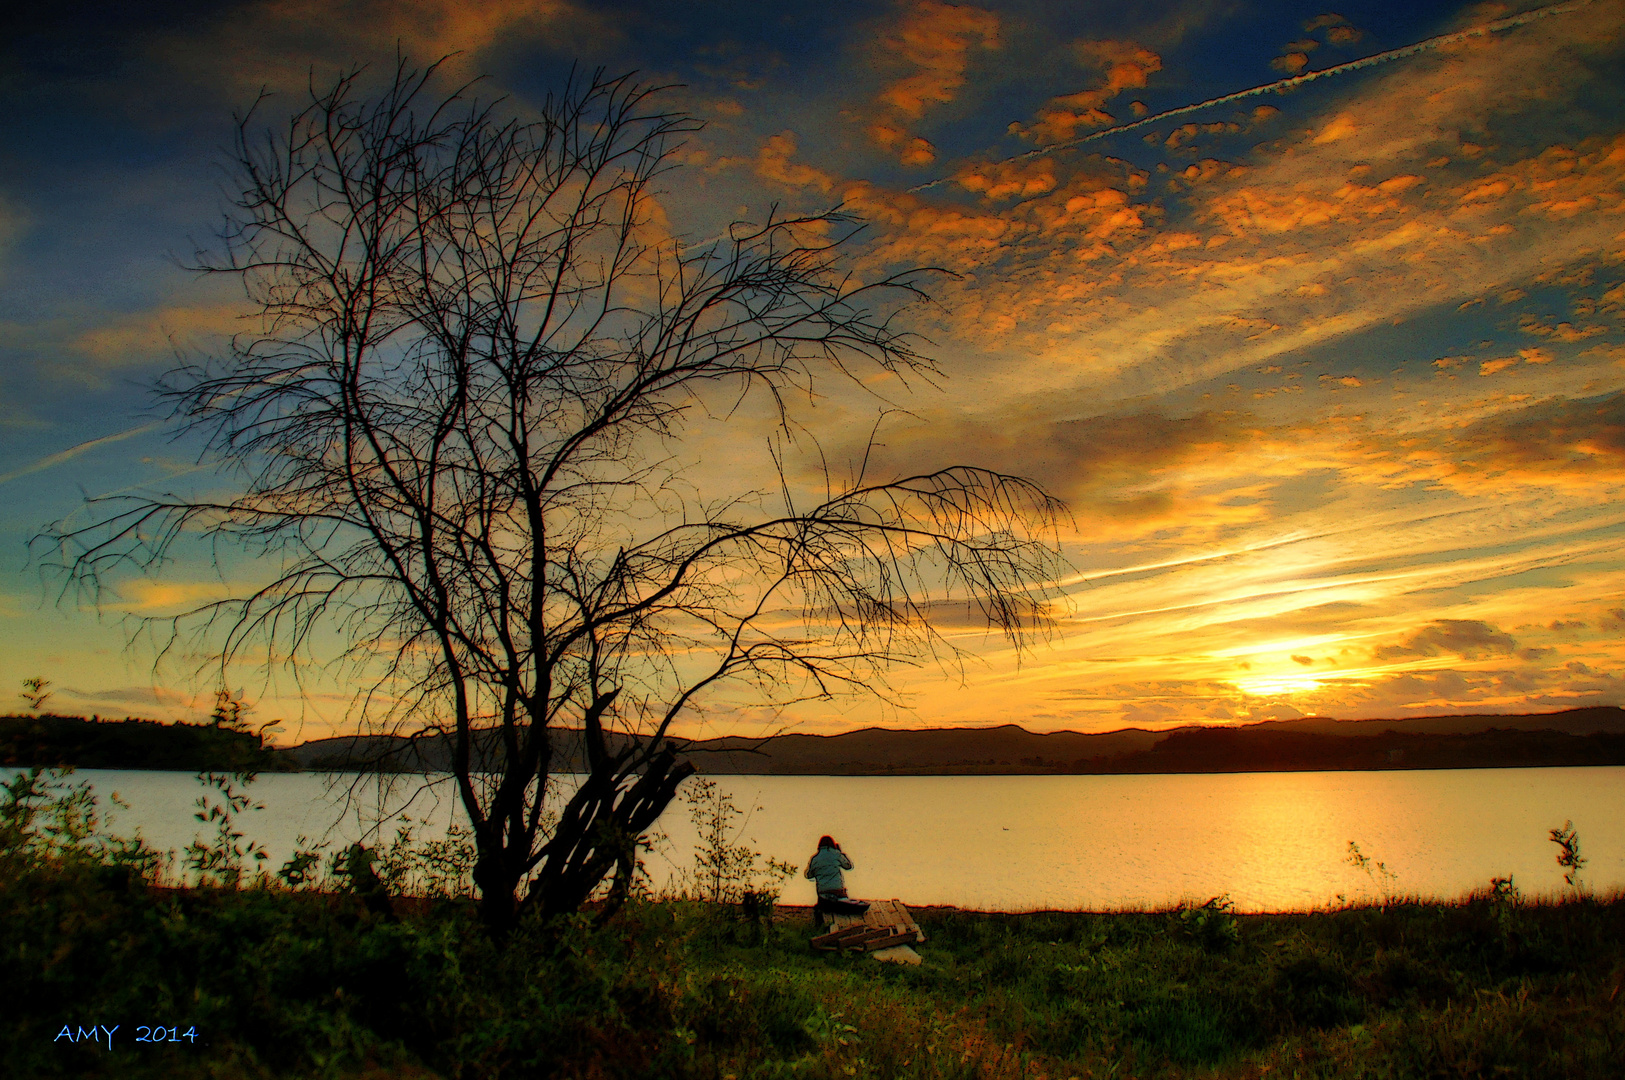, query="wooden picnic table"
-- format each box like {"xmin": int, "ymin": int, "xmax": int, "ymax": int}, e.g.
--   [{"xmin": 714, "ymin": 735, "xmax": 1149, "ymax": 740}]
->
[{"xmin": 810, "ymin": 899, "xmax": 925, "ymax": 963}]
